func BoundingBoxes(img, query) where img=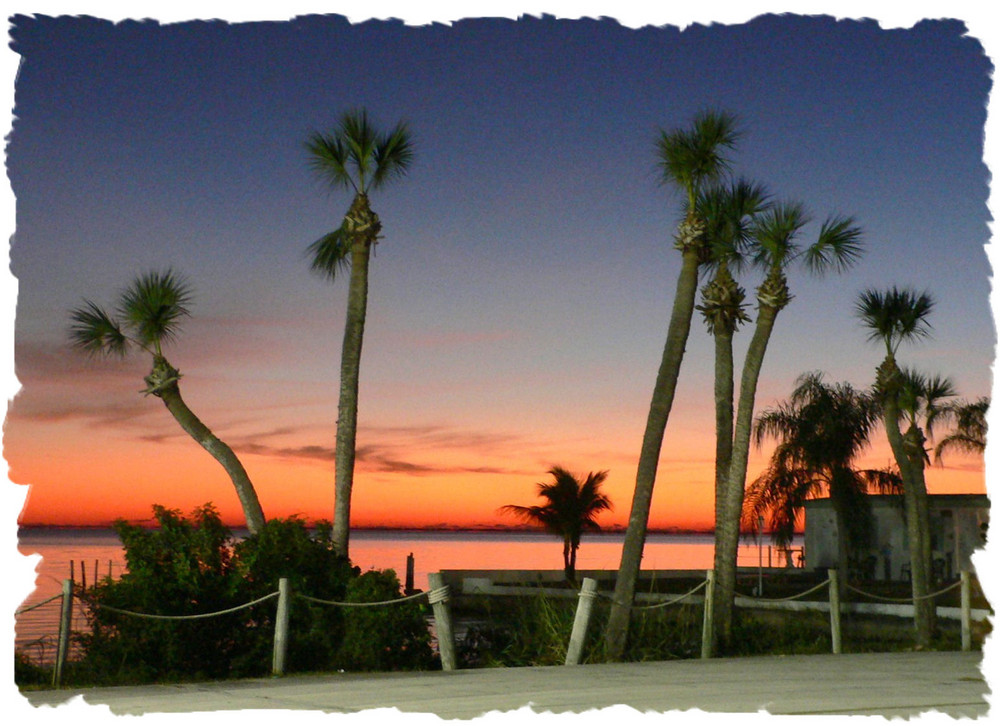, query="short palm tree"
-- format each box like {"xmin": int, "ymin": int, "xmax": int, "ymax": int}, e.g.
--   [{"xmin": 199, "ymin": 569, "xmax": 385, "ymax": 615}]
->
[
  {"xmin": 933, "ymin": 397, "xmax": 988, "ymax": 462},
  {"xmin": 743, "ymin": 372, "xmax": 901, "ymax": 592},
  {"xmin": 499, "ymin": 466, "xmax": 612, "ymax": 582},
  {"xmin": 69, "ymin": 270, "xmax": 266, "ymax": 534},
  {"xmin": 306, "ymin": 109, "xmax": 414, "ymax": 557},
  {"xmin": 855, "ymin": 286, "xmax": 937, "ymax": 646},
  {"xmin": 606, "ymin": 109, "xmax": 740, "ymax": 659},
  {"xmin": 710, "ymin": 206, "xmax": 863, "ymax": 651}
]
